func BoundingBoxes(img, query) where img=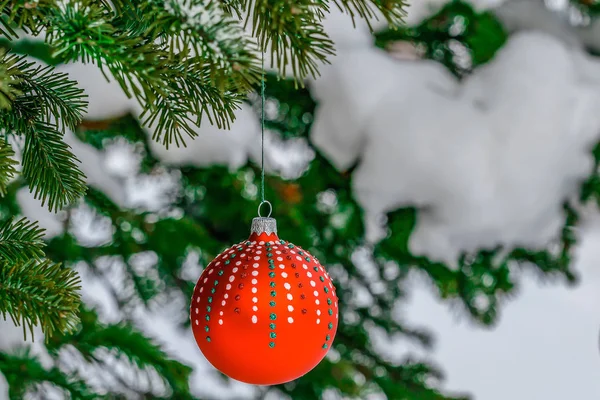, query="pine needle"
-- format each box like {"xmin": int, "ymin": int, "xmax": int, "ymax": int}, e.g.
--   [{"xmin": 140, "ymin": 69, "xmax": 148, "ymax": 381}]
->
[
  {"xmin": 21, "ymin": 121, "xmax": 87, "ymax": 212},
  {"xmin": 0, "ymin": 138, "xmax": 18, "ymax": 196},
  {"xmin": 0, "ymin": 217, "xmax": 46, "ymax": 262},
  {"xmin": 0, "ymin": 259, "xmax": 82, "ymax": 341}
]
